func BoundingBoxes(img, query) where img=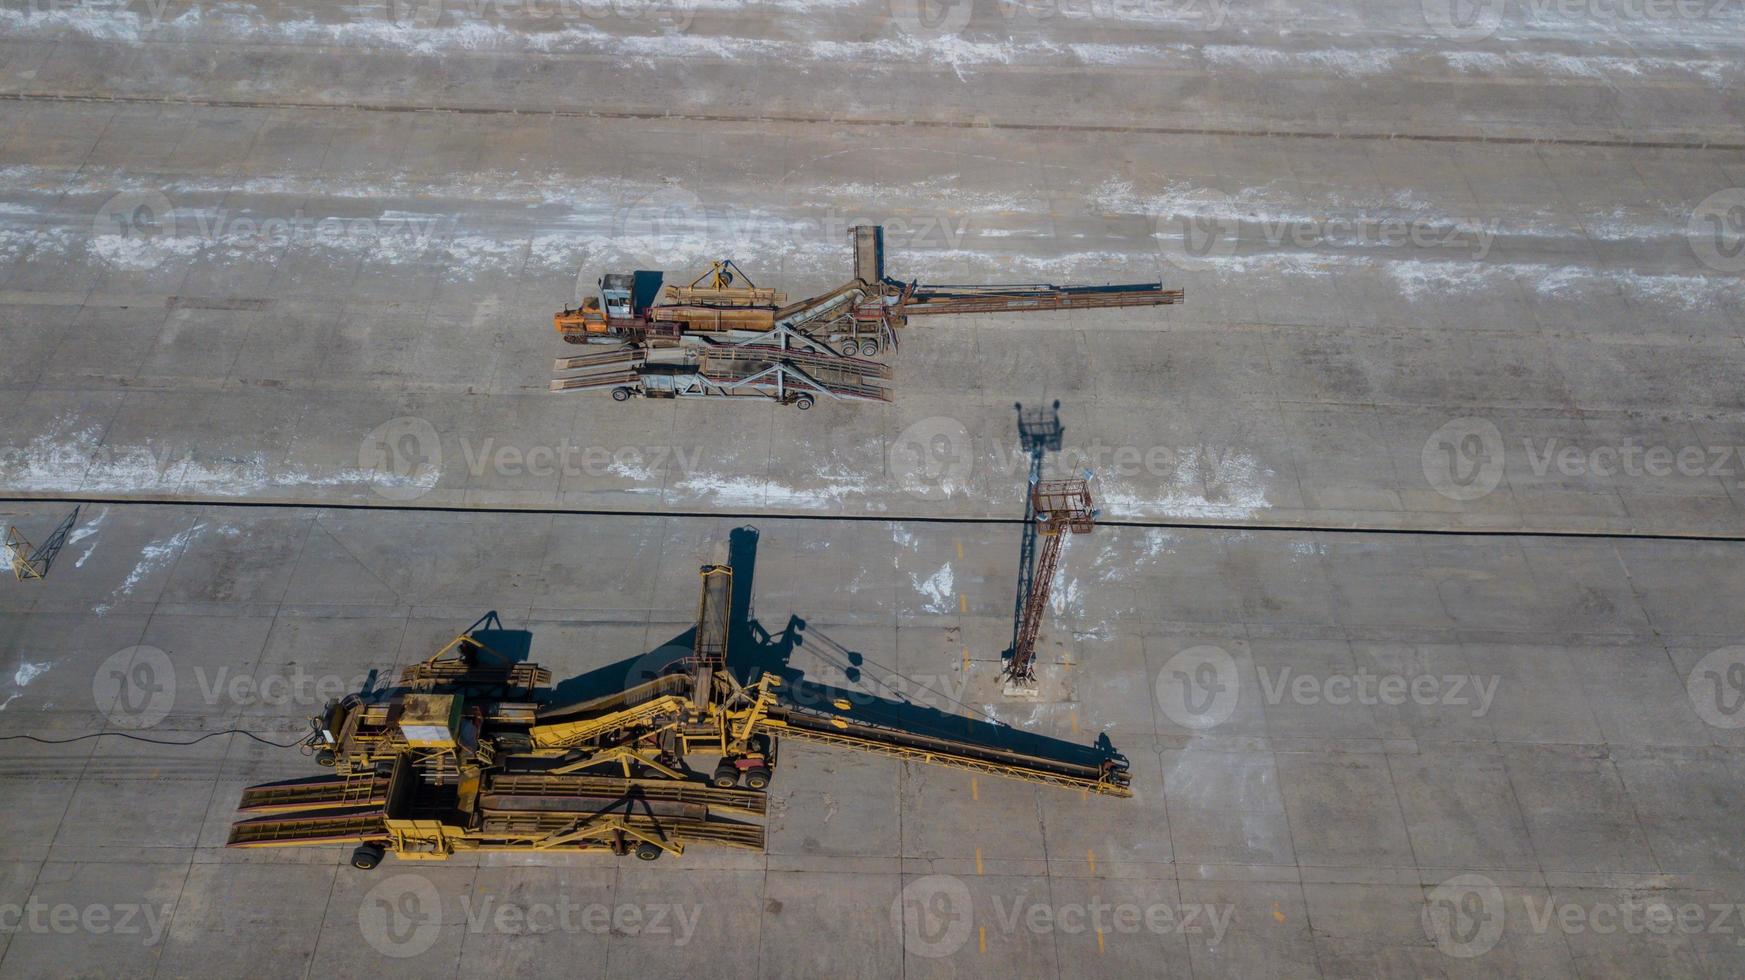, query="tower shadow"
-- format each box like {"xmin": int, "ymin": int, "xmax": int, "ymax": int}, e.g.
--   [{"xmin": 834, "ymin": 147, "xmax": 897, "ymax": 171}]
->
[{"xmin": 22, "ymin": 506, "xmax": 80, "ymax": 578}]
